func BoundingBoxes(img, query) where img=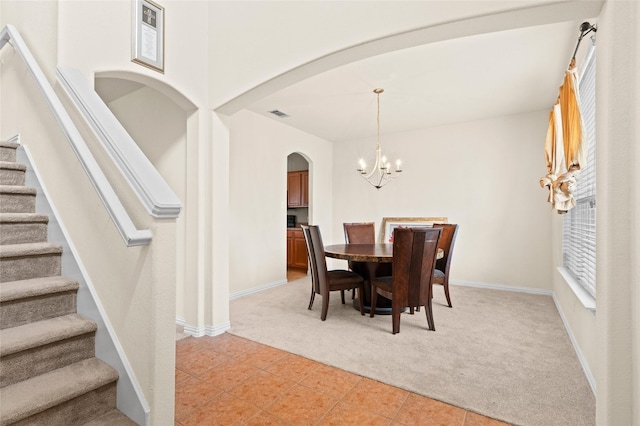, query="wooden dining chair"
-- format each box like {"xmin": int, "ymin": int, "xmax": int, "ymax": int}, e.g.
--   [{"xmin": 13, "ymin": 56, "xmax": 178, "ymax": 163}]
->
[
  {"xmin": 432, "ymin": 223, "xmax": 459, "ymax": 308},
  {"xmin": 343, "ymin": 222, "xmax": 374, "ymax": 299},
  {"xmin": 370, "ymin": 227, "xmax": 441, "ymax": 334},
  {"xmin": 343, "ymin": 222, "xmax": 376, "ymax": 245},
  {"xmin": 302, "ymin": 225, "xmax": 366, "ymax": 321},
  {"xmin": 343, "ymin": 222, "xmax": 392, "ymax": 295}
]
